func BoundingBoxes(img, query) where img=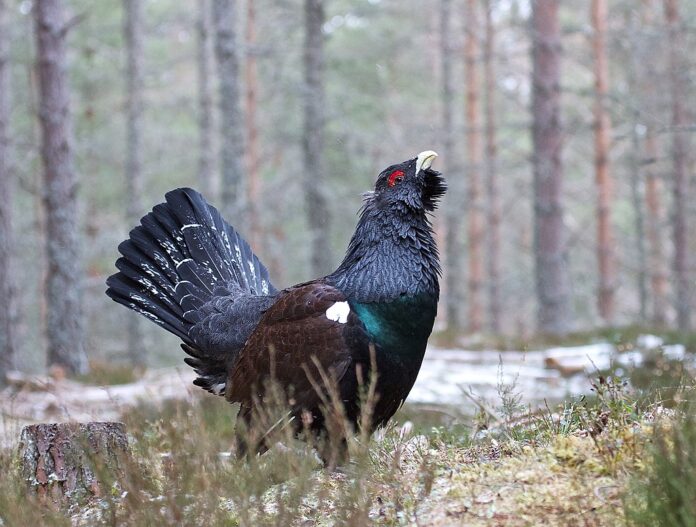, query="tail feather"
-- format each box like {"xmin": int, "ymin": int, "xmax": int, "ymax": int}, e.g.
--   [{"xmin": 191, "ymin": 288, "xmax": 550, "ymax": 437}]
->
[
  {"xmin": 125, "ymin": 225, "xmax": 181, "ymax": 287},
  {"xmin": 106, "ymin": 188, "xmax": 277, "ymax": 354},
  {"xmin": 106, "ymin": 273, "xmax": 190, "ymax": 342}
]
